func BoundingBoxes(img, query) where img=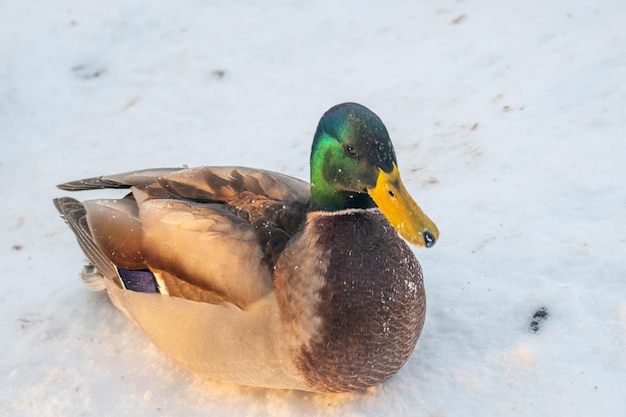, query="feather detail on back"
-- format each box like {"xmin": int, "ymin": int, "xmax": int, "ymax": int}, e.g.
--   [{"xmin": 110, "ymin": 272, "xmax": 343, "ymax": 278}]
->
[{"xmin": 55, "ymin": 167, "xmax": 311, "ymax": 305}]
